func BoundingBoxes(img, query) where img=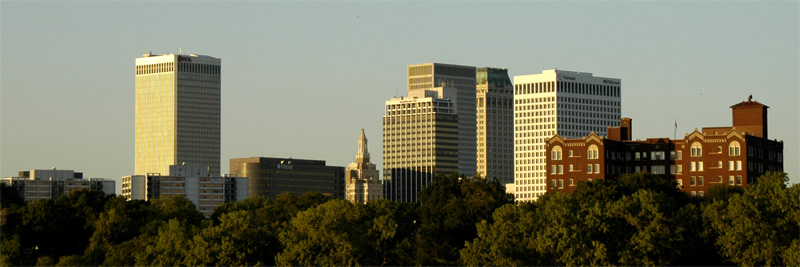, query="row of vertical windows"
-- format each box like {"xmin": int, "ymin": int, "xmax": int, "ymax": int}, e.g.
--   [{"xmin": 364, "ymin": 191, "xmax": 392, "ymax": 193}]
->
[
  {"xmin": 557, "ymin": 81, "xmax": 620, "ymax": 97},
  {"xmin": 178, "ymin": 62, "xmax": 220, "ymax": 75},
  {"xmin": 514, "ymin": 82, "xmax": 555, "ymax": 94},
  {"xmin": 136, "ymin": 63, "xmax": 174, "ymax": 75}
]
